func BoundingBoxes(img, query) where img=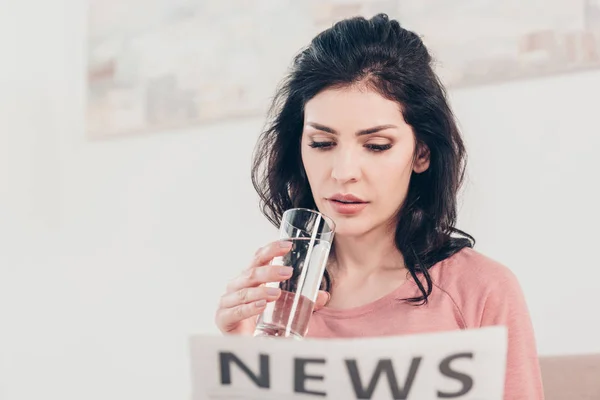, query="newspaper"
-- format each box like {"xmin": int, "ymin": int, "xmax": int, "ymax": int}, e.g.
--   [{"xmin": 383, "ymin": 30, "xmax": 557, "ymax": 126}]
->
[{"xmin": 189, "ymin": 326, "xmax": 507, "ymax": 400}]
